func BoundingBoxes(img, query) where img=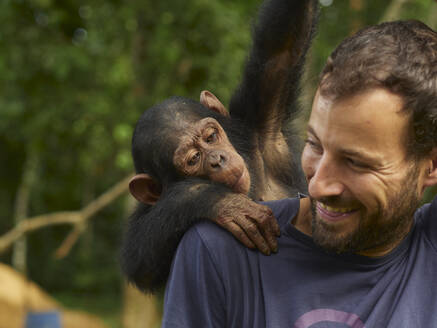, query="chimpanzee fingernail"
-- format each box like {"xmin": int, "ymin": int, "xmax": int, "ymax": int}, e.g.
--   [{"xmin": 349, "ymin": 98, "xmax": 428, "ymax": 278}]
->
[{"xmin": 272, "ymin": 241, "xmax": 278, "ymax": 253}]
